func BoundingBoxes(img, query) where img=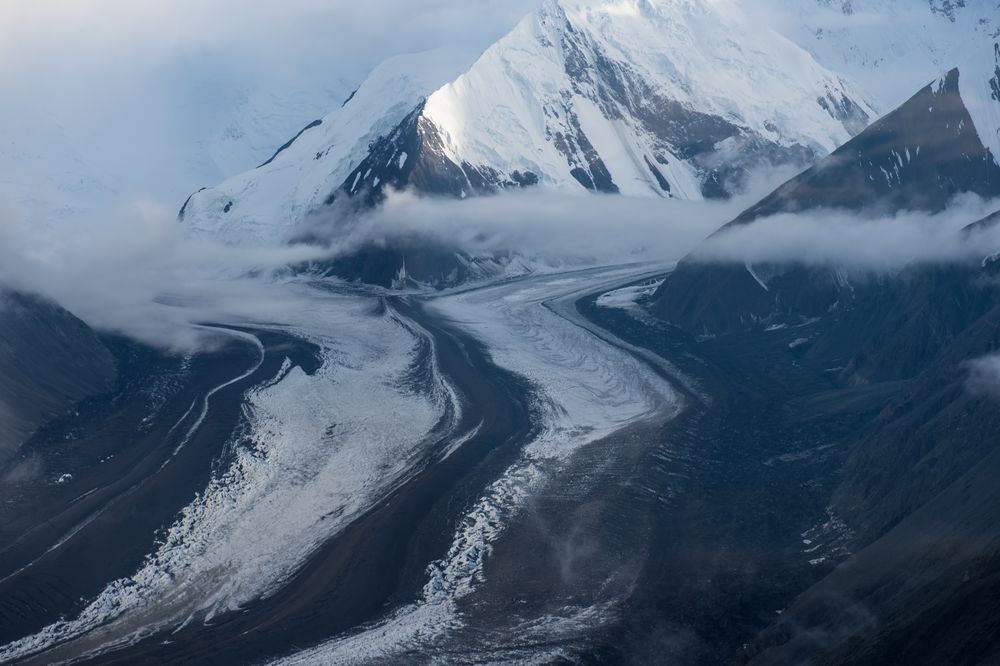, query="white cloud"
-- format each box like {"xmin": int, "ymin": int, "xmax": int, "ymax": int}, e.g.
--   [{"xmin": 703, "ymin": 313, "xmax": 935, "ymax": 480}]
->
[
  {"xmin": 294, "ymin": 163, "xmax": 810, "ymax": 268},
  {"xmin": 966, "ymin": 353, "xmax": 1000, "ymax": 397},
  {"xmin": 694, "ymin": 196, "xmax": 1000, "ymax": 271},
  {"xmin": 0, "ymin": 186, "xmax": 730, "ymax": 349},
  {"xmin": 0, "ymin": 162, "xmax": 795, "ymax": 350},
  {"xmin": 0, "ymin": 198, "xmax": 333, "ymax": 350},
  {"xmin": 323, "ymin": 189, "xmax": 728, "ymax": 263}
]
